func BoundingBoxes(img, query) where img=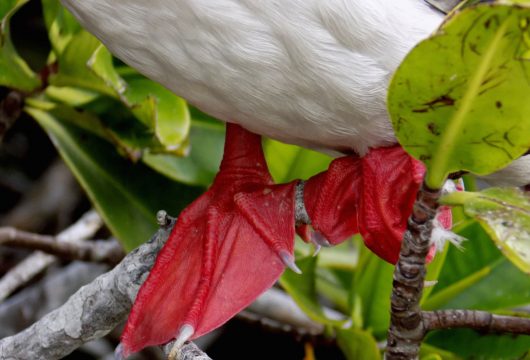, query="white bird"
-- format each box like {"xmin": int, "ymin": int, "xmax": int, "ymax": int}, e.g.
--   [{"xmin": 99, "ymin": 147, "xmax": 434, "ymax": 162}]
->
[{"xmin": 59, "ymin": 0, "xmax": 530, "ymax": 357}]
